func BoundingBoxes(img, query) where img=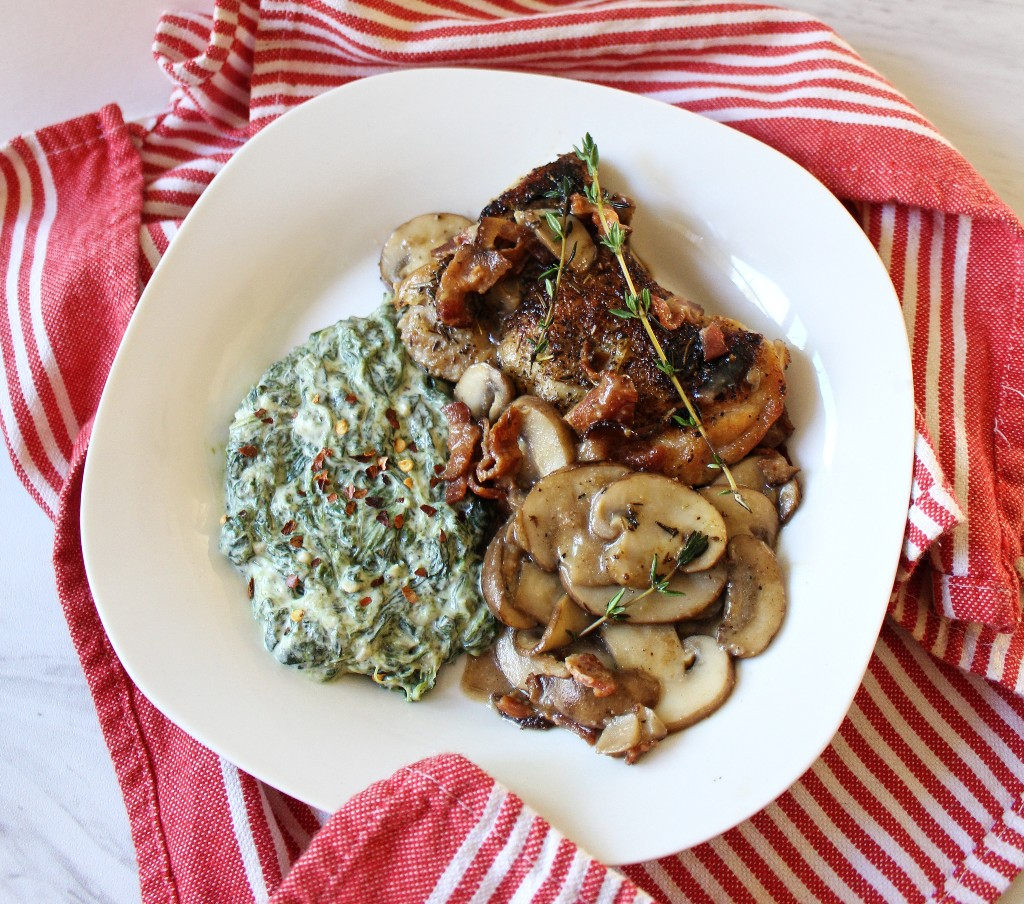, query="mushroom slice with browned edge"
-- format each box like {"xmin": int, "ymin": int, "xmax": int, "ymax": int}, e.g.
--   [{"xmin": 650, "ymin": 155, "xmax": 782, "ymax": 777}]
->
[
  {"xmin": 506, "ymin": 395, "xmax": 577, "ymax": 488},
  {"xmin": 512, "ymin": 462, "xmax": 631, "ymax": 579},
  {"xmin": 602, "ymin": 625, "xmax": 734, "ymax": 731},
  {"xmin": 493, "ymin": 627, "xmax": 570, "ymax": 690},
  {"xmin": 590, "ymin": 473, "xmax": 727, "ymax": 587},
  {"xmin": 533, "ymin": 594, "xmax": 592, "ymax": 653},
  {"xmin": 699, "ymin": 485, "xmax": 779, "ymax": 547},
  {"xmin": 717, "ymin": 534, "xmax": 787, "ymax": 658},
  {"xmin": 776, "ymin": 478, "xmax": 802, "ymax": 524},
  {"xmin": 481, "ymin": 526, "xmax": 537, "ymax": 630},
  {"xmin": 712, "ymin": 449, "xmax": 801, "ymax": 525},
  {"xmin": 379, "ymin": 212, "xmax": 472, "ymax": 291},
  {"xmin": 598, "ymin": 626, "xmax": 737, "ymax": 733},
  {"xmin": 481, "ymin": 522, "xmax": 565, "ymax": 629}
]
